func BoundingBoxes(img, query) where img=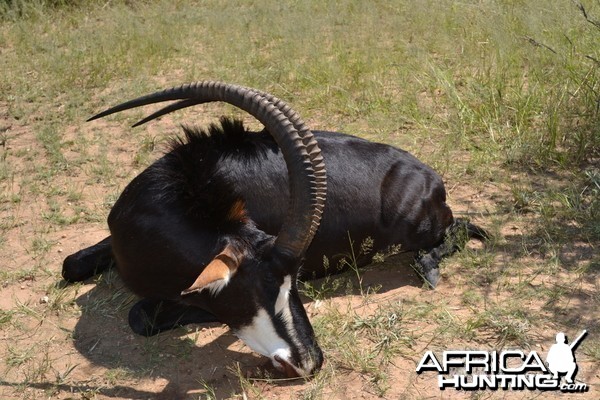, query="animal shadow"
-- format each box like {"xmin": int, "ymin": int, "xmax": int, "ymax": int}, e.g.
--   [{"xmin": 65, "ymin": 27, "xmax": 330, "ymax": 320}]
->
[
  {"xmin": 69, "ymin": 269, "xmax": 269, "ymax": 399},
  {"xmin": 66, "ymin": 252, "xmax": 421, "ymax": 398}
]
